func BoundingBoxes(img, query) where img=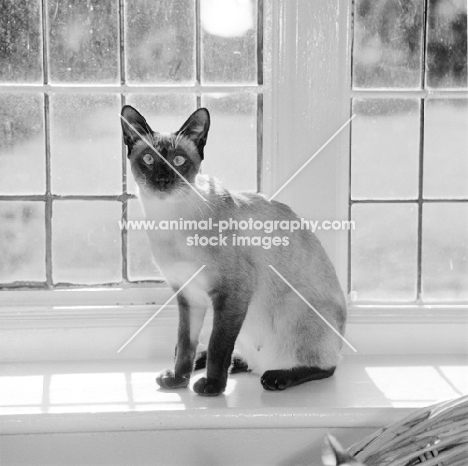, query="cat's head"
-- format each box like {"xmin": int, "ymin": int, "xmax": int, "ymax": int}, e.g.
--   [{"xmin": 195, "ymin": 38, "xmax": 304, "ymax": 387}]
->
[
  {"xmin": 322, "ymin": 435, "xmax": 366, "ymax": 466},
  {"xmin": 120, "ymin": 106, "xmax": 210, "ymax": 199}
]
